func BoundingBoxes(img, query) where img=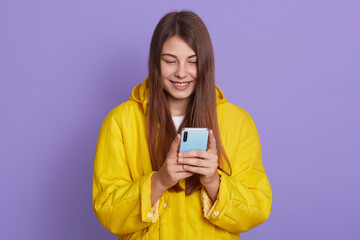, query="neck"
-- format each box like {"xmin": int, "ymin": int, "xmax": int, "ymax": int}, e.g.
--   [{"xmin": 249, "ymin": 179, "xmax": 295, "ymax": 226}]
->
[{"xmin": 168, "ymin": 97, "xmax": 189, "ymax": 116}]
